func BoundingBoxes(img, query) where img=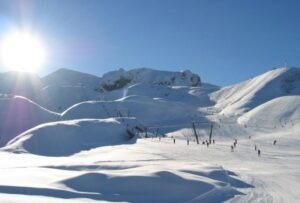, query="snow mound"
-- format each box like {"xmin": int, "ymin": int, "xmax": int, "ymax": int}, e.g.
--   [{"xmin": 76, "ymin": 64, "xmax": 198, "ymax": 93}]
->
[
  {"xmin": 99, "ymin": 68, "xmax": 201, "ymax": 91},
  {"xmin": 211, "ymin": 67, "xmax": 300, "ymax": 115},
  {"xmin": 0, "ymin": 95, "xmax": 59, "ymax": 146},
  {"xmin": 5, "ymin": 118, "xmax": 137, "ymax": 157},
  {"xmin": 238, "ymin": 96, "xmax": 300, "ymax": 128}
]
